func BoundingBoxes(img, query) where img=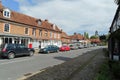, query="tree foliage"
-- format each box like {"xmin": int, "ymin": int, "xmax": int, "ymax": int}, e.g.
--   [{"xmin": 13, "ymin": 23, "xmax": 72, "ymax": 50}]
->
[
  {"xmin": 99, "ymin": 34, "xmax": 109, "ymax": 41},
  {"xmin": 90, "ymin": 35, "xmax": 99, "ymax": 39},
  {"xmin": 84, "ymin": 32, "xmax": 89, "ymax": 39},
  {"xmin": 99, "ymin": 35, "xmax": 107, "ymax": 41}
]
